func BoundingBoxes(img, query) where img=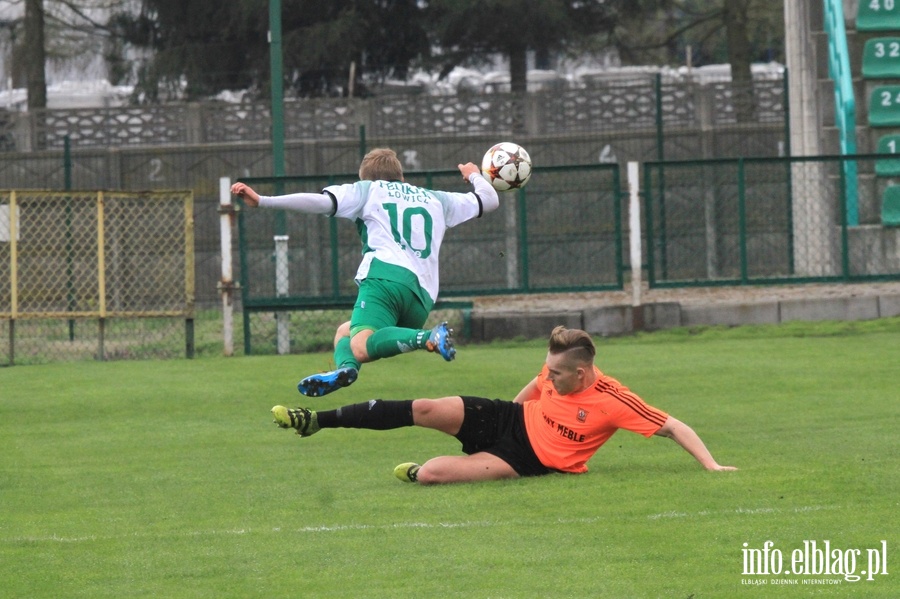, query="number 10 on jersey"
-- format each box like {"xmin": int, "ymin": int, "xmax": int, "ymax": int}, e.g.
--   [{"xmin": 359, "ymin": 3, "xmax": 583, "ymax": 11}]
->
[{"xmin": 383, "ymin": 203, "xmax": 434, "ymax": 259}]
